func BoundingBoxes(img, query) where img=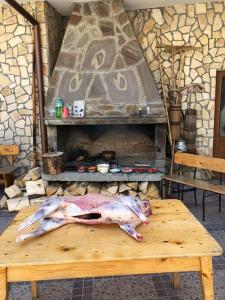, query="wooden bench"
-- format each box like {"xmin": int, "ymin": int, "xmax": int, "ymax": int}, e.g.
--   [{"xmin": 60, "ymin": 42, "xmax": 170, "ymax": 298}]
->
[
  {"xmin": 162, "ymin": 152, "xmax": 225, "ymax": 220},
  {"xmin": 0, "ymin": 145, "xmax": 19, "ymax": 188}
]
